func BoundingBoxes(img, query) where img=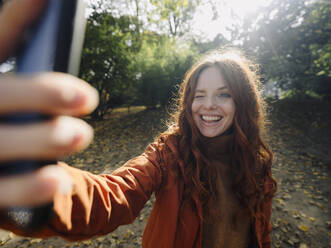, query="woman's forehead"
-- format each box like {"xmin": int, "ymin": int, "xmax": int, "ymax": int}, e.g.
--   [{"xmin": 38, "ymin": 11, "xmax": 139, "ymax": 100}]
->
[{"xmin": 196, "ymin": 66, "xmax": 227, "ymax": 90}]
